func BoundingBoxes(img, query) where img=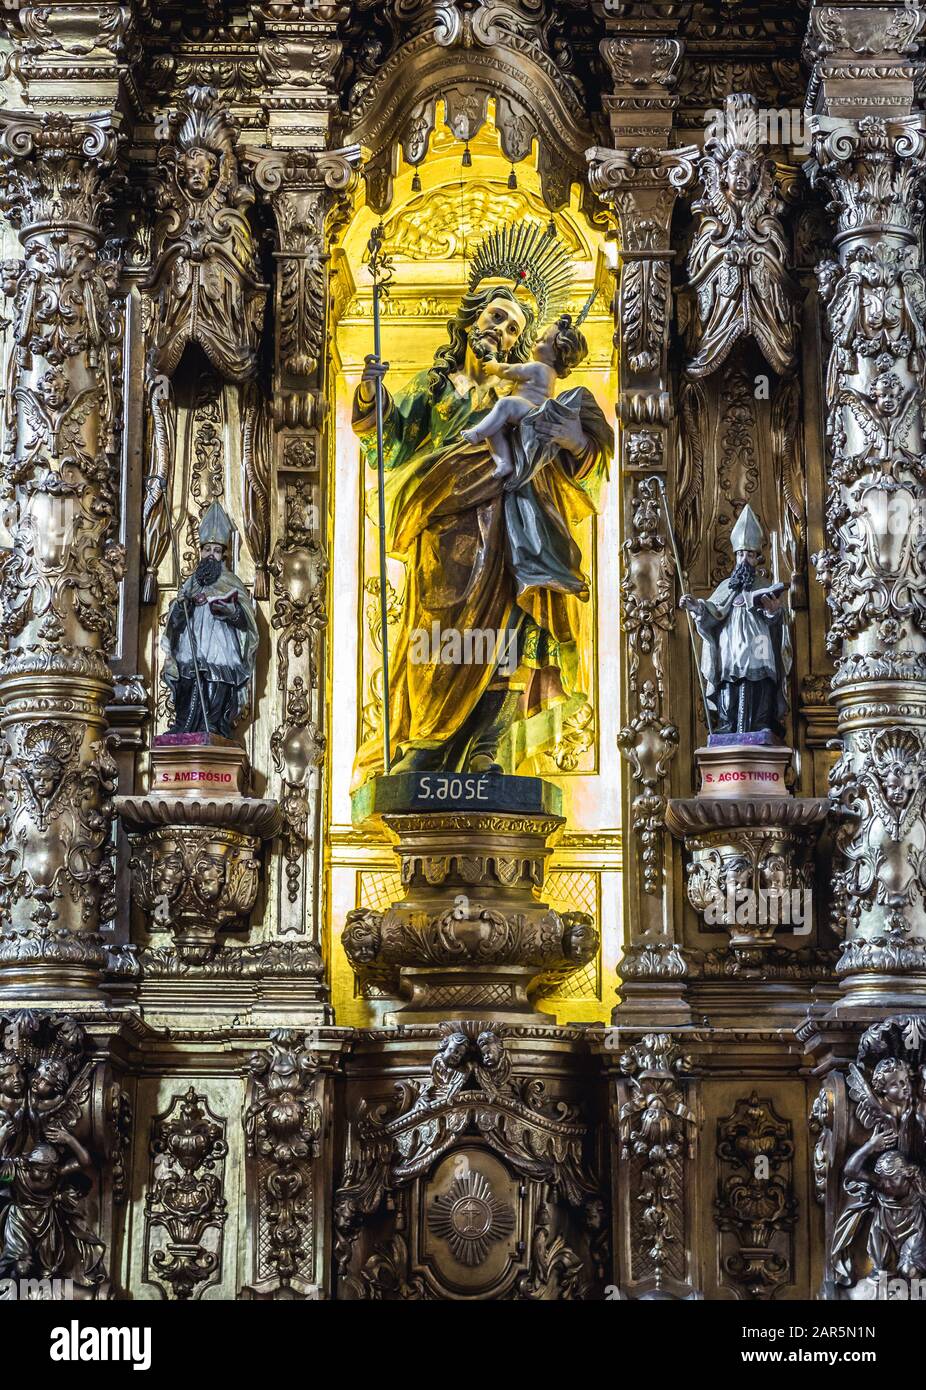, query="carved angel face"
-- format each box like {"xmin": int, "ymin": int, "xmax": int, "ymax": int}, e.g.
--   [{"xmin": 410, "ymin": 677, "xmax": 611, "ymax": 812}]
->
[
  {"xmin": 873, "ymin": 1151, "xmax": 916, "ymax": 1198},
  {"xmin": 476, "ymin": 1031, "xmax": 502, "ymax": 1068},
  {"xmin": 180, "ymin": 147, "xmax": 219, "ymax": 199},
  {"xmin": 0, "ymin": 1053, "xmax": 24, "ymax": 1101},
  {"xmin": 871, "ymin": 370, "xmax": 904, "ymax": 418},
  {"xmin": 27, "ymin": 755, "xmax": 64, "ymax": 805},
  {"xmin": 31, "ymin": 1057, "xmax": 69, "ymax": 1101},
  {"xmin": 154, "ymin": 850, "xmax": 184, "ymax": 898},
  {"xmin": 880, "ymin": 758, "xmax": 916, "ymax": 810},
  {"xmin": 724, "ymin": 150, "xmax": 759, "ymax": 199},
  {"xmin": 195, "ymin": 854, "xmax": 226, "ymax": 903},
  {"xmin": 872, "ymin": 1058, "xmax": 913, "ymax": 1109},
  {"xmin": 37, "ymin": 367, "xmax": 69, "ymax": 412},
  {"xmin": 439, "ymin": 1032, "xmax": 470, "ymax": 1069}
]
